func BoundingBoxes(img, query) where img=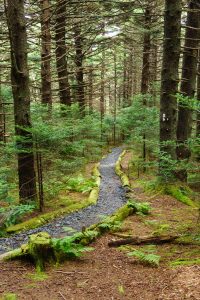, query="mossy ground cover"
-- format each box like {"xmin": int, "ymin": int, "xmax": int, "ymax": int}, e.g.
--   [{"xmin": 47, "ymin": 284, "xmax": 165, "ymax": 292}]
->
[
  {"xmin": 116, "ymin": 150, "xmax": 200, "ymax": 269},
  {"xmin": 3, "ymin": 162, "xmax": 101, "ymax": 234},
  {"xmin": 0, "ymin": 149, "xmax": 200, "ymax": 299}
]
